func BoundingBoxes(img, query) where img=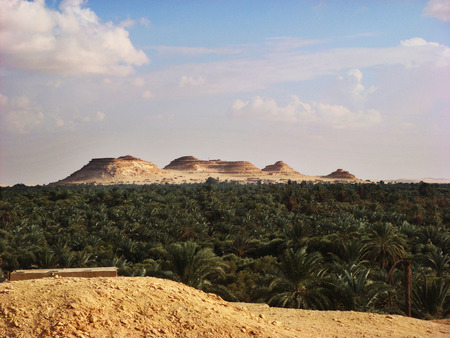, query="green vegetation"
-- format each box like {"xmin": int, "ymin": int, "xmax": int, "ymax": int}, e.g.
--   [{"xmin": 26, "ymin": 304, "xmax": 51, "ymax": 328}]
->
[{"xmin": 0, "ymin": 182, "xmax": 448, "ymax": 319}]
